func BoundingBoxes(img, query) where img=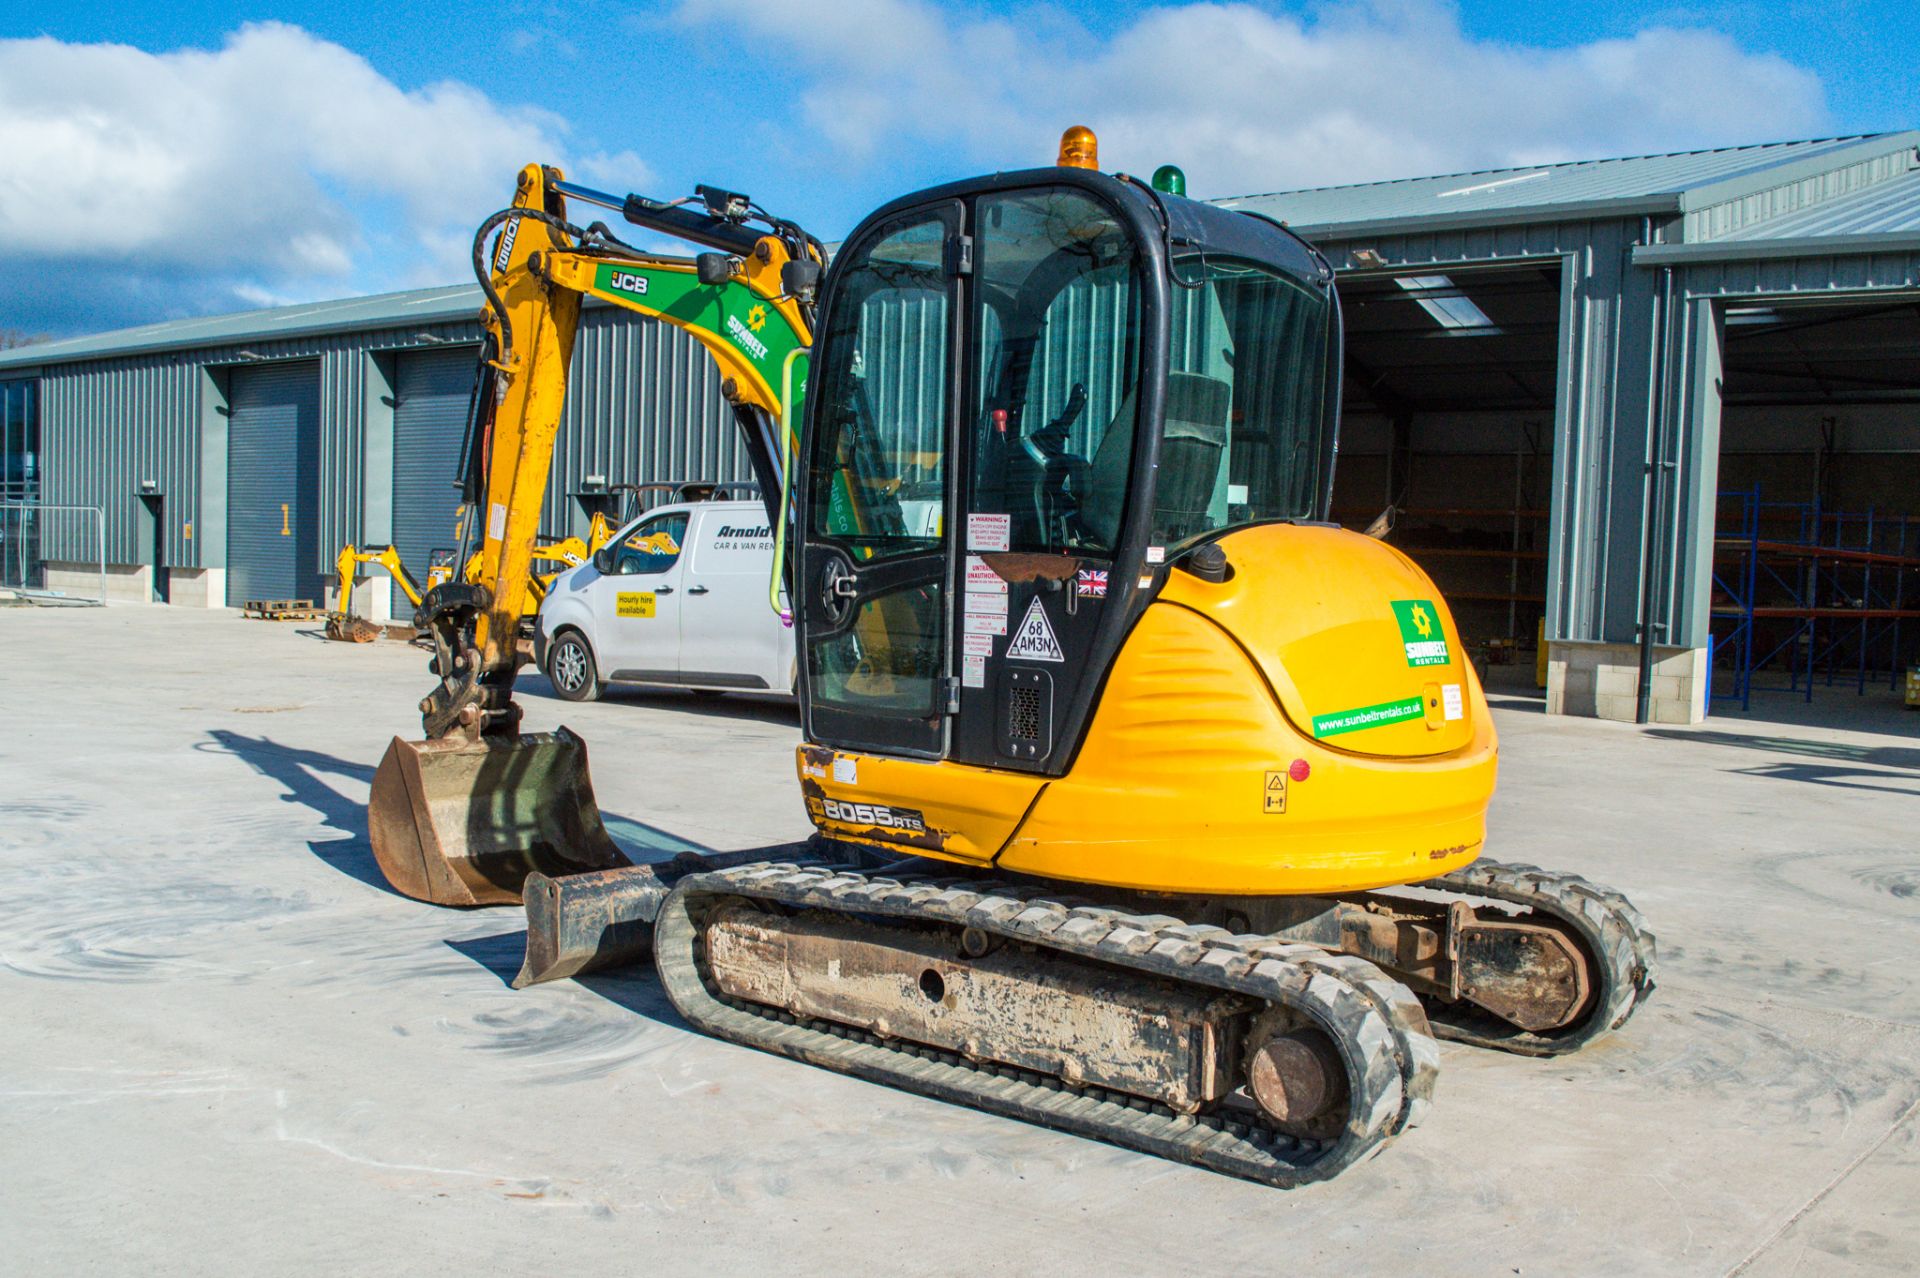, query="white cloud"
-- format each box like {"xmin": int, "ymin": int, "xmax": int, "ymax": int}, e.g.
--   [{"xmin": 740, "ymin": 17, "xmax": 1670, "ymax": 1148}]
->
[
  {"xmin": 676, "ymin": 0, "xmax": 1830, "ymax": 195},
  {"xmin": 0, "ymin": 23, "xmax": 617, "ymax": 330}
]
